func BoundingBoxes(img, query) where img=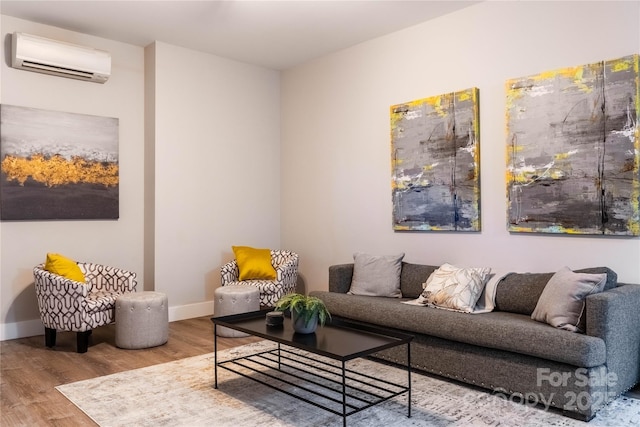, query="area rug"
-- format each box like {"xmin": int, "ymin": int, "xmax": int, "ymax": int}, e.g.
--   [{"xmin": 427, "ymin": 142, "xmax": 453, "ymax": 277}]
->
[{"xmin": 56, "ymin": 341, "xmax": 640, "ymax": 426}]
